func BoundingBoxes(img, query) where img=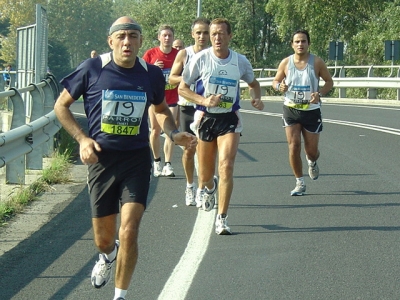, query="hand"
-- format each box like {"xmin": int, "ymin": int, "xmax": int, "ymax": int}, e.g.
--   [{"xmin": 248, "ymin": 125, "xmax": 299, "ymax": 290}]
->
[
  {"xmin": 310, "ymin": 92, "xmax": 320, "ymax": 104},
  {"xmin": 154, "ymin": 59, "xmax": 164, "ymax": 69},
  {"xmin": 251, "ymin": 98, "xmax": 264, "ymax": 111},
  {"xmin": 173, "ymin": 132, "xmax": 198, "ymax": 150},
  {"xmin": 79, "ymin": 137, "xmax": 102, "ymax": 165},
  {"xmin": 280, "ymin": 78, "xmax": 288, "ymax": 92},
  {"xmin": 204, "ymin": 94, "xmax": 221, "ymax": 107}
]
